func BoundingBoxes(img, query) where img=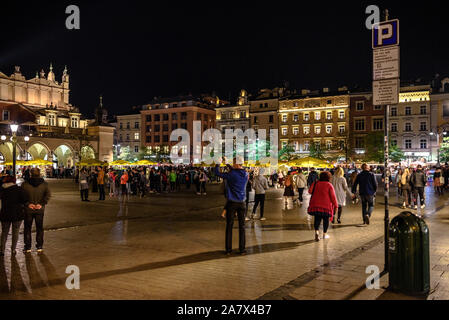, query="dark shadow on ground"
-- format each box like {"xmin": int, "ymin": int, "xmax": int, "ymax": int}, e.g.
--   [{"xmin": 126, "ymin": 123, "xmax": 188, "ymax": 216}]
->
[{"xmin": 7, "ymin": 240, "xmax": 316, "ymax": 291}]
